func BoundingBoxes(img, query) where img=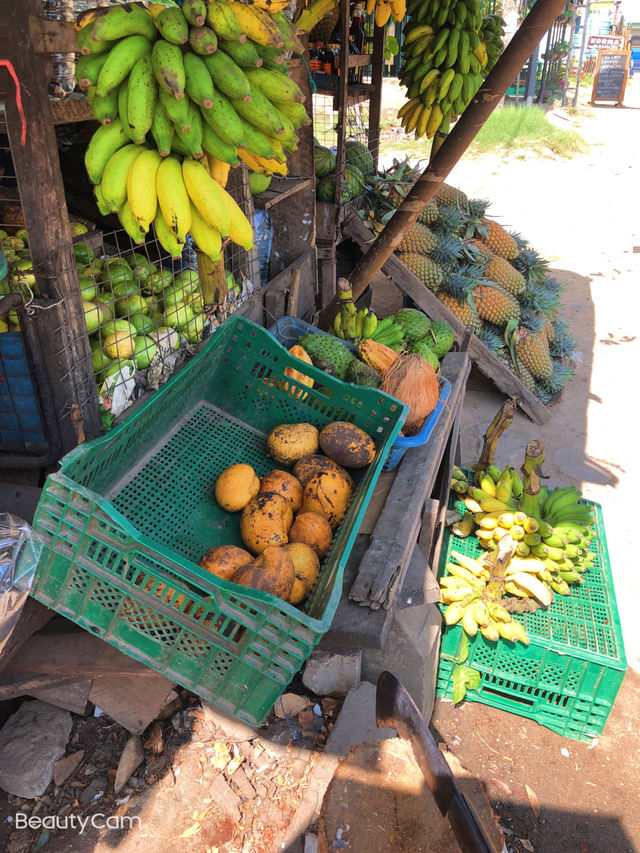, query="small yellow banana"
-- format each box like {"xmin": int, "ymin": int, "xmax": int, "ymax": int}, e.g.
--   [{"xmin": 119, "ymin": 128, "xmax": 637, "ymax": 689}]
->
[
  {"xmin": 127, "ymin": 148, "xmax": 162, "ymax": 231},
  {"xmin": 156, "ymin": 156, "xmax": 191, "ymax": 242}
]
